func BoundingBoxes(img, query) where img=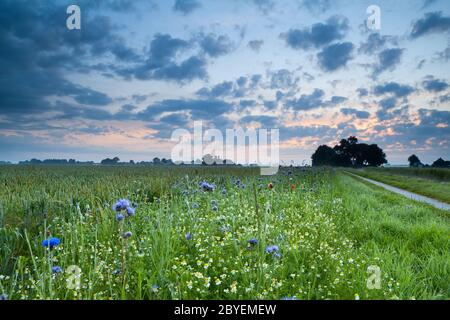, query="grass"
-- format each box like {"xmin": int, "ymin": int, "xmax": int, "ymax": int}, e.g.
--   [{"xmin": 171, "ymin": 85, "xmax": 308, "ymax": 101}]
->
[
  {"xmin": 349, "ymin": 168, "xmax": 450, "ymax": 204},
  {"xmin": 0, "ymin": 165, "xmax": 448, "ymax": 300}
]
